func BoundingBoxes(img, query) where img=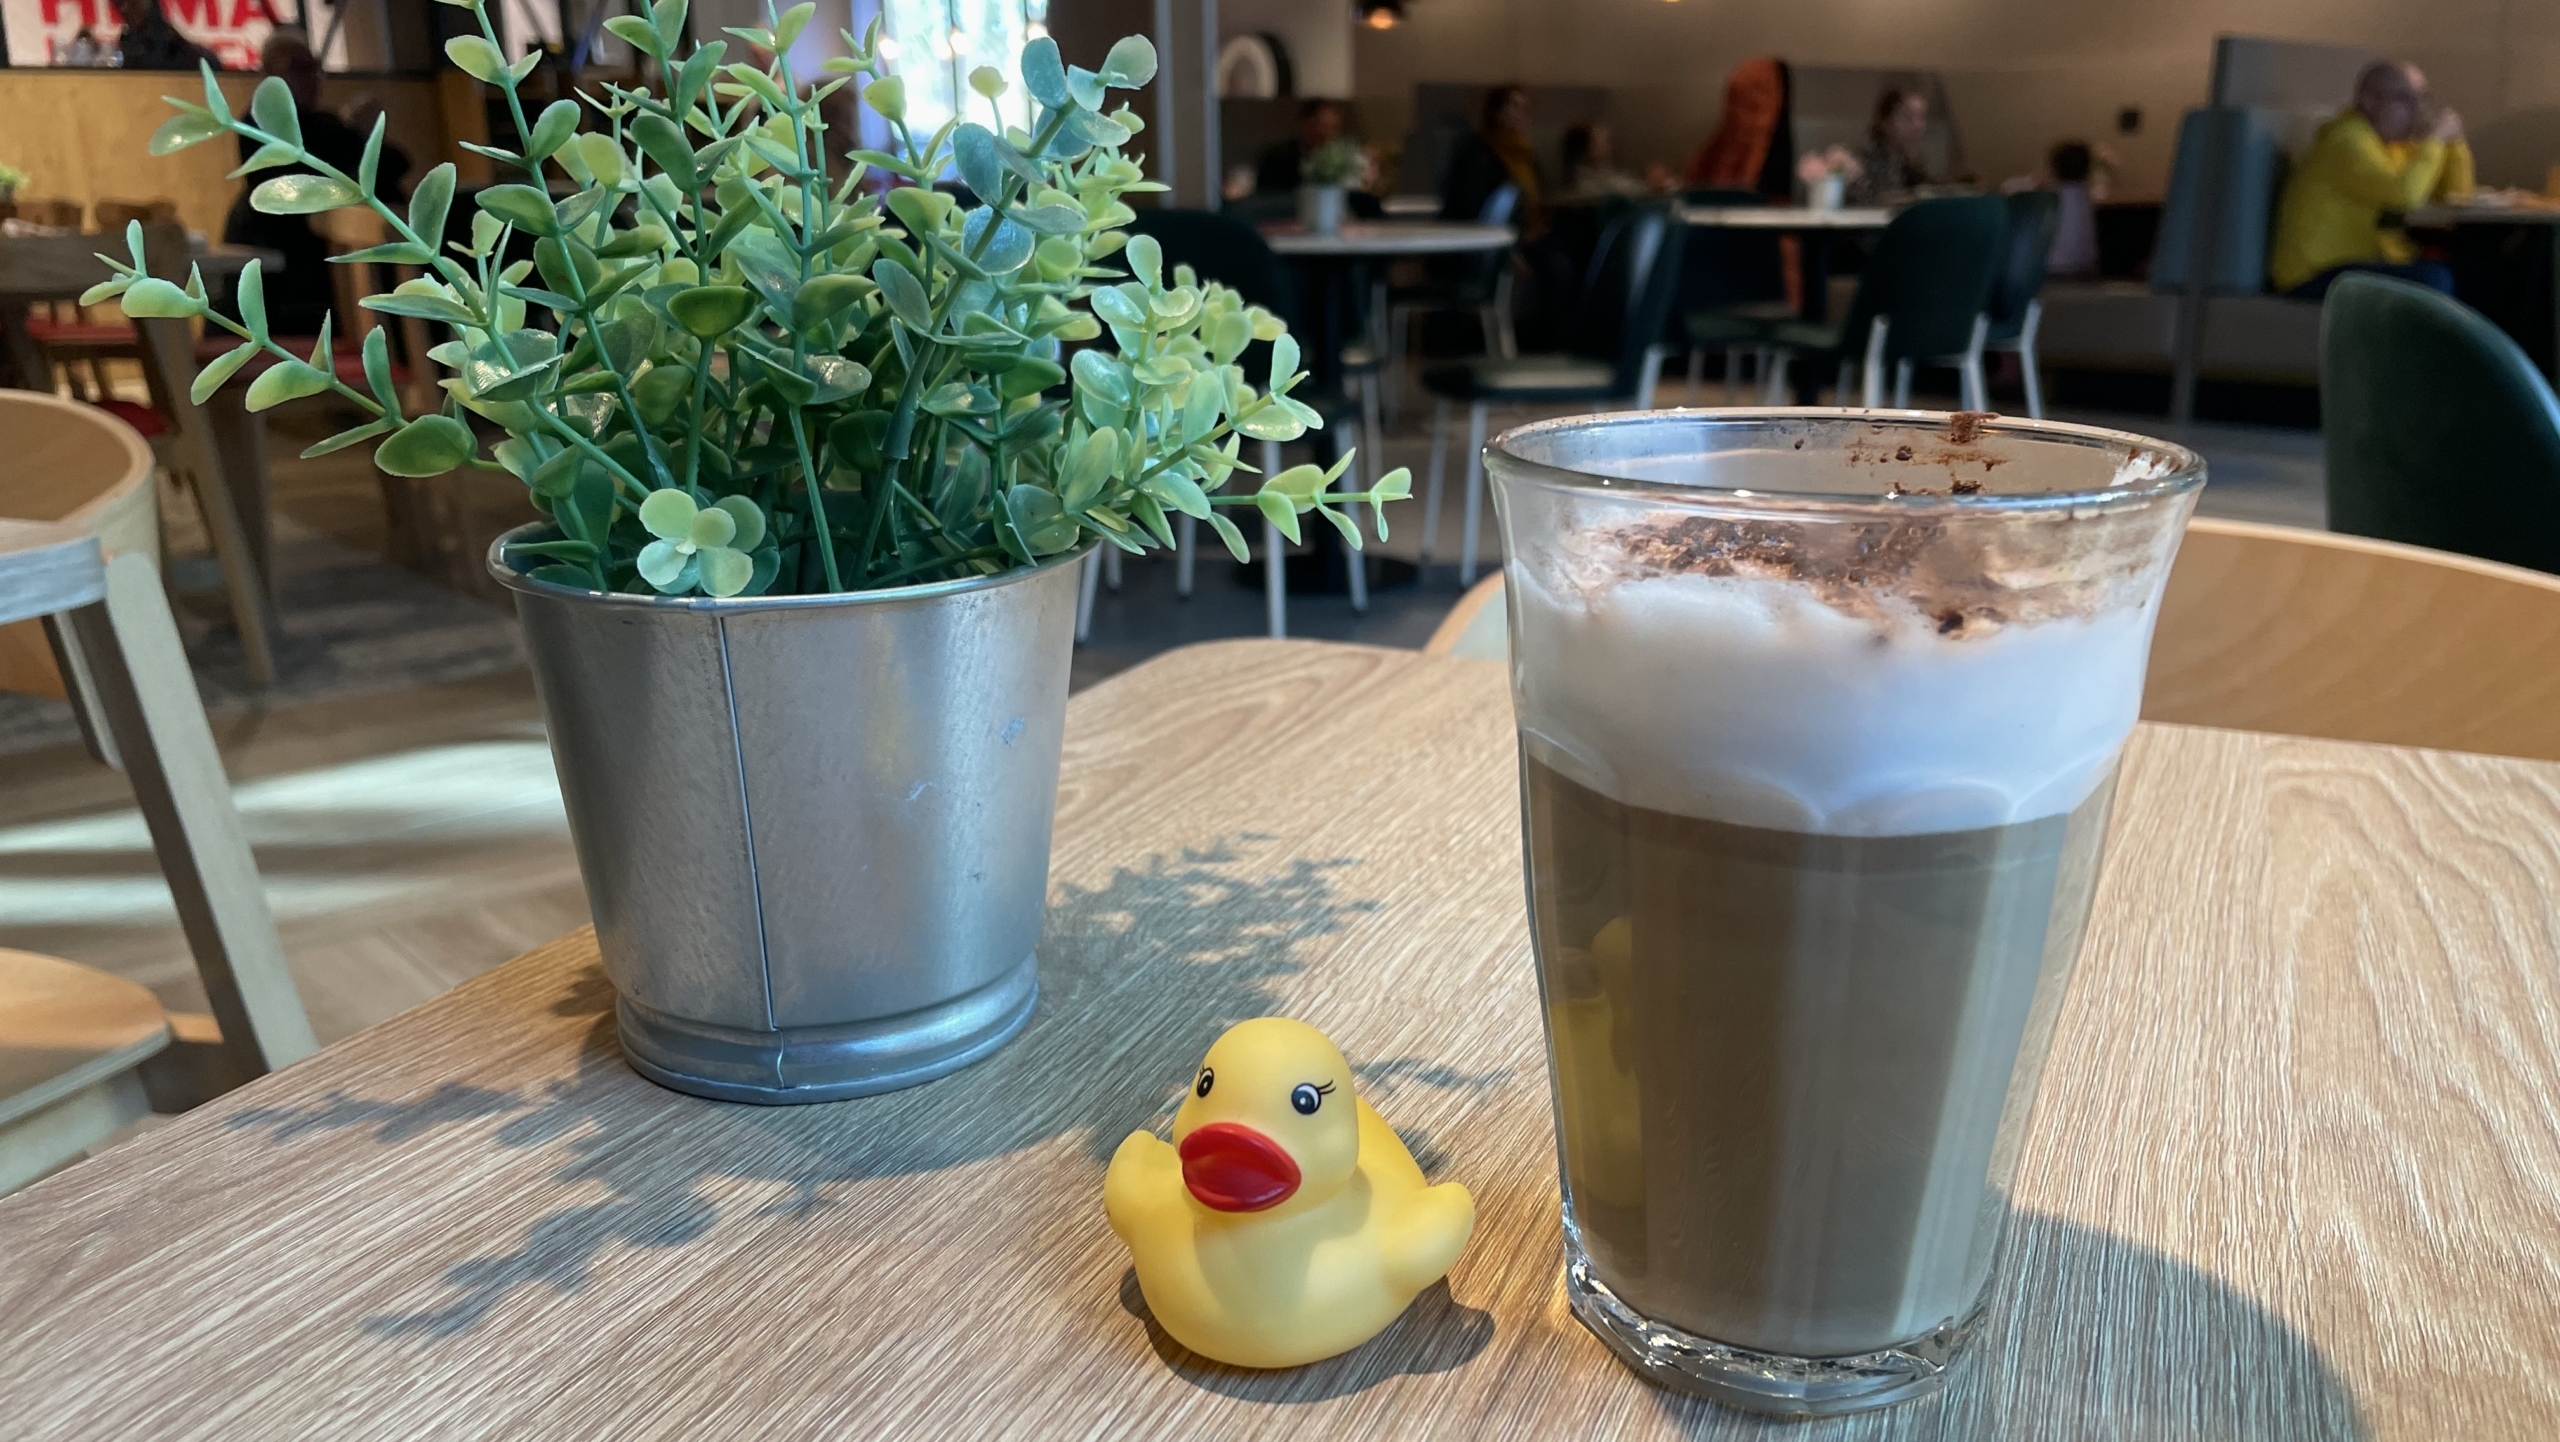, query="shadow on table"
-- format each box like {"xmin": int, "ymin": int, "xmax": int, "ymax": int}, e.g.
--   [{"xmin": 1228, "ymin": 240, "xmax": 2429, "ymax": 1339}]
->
[
  {"xmin": 1116, "ymin": 1268, "xmax": 1496, "ymax": 1403},
  {"xmin": 1645, "ymin": 1208, "xmax": 2370, "ymax": 1441},
  {"xmin": 224, "ymin": 836, "xmax": 1510, "ymax": 1340}
]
